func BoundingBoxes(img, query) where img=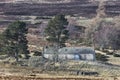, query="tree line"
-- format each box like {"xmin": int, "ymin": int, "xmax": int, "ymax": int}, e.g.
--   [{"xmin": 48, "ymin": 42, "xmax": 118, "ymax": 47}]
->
[
  {"xmin": 0, "ymin": 15, "xmax": 69, "ymax": 62},
  {"xmin": 0, "ymin": 14, "xmax": 120, "ymax": 62}
]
